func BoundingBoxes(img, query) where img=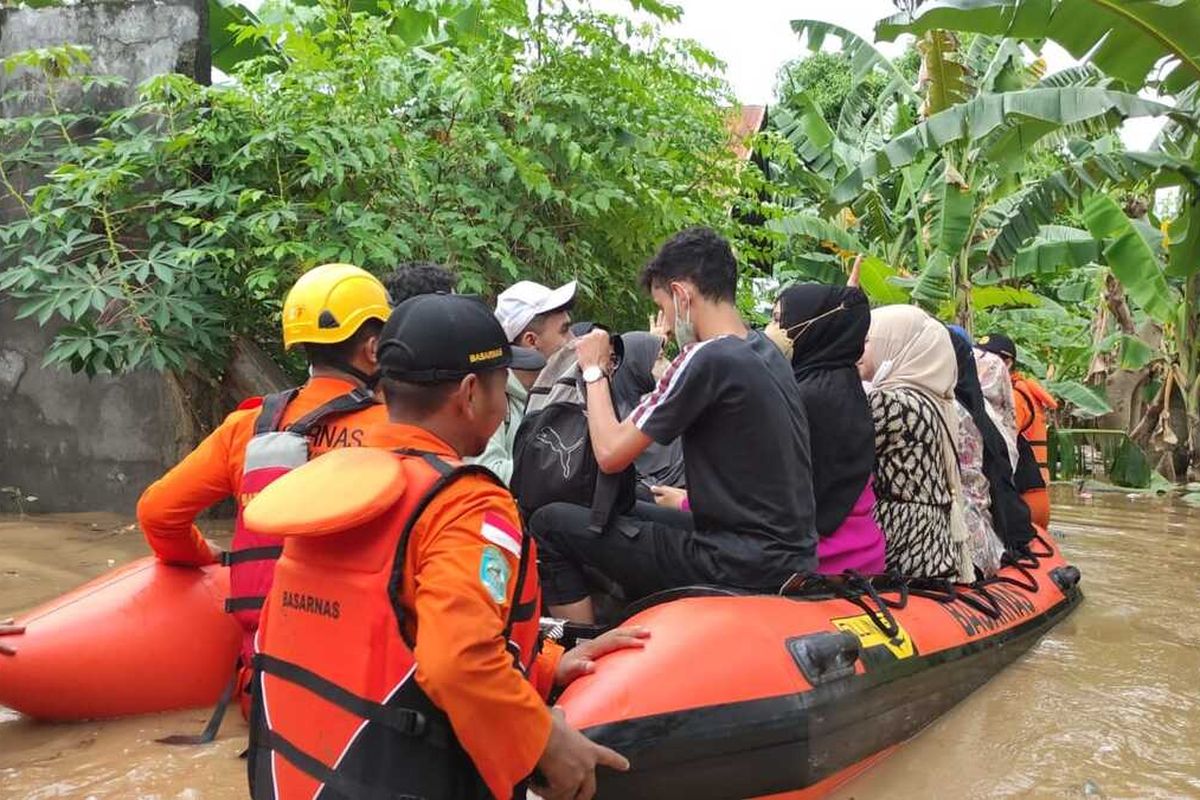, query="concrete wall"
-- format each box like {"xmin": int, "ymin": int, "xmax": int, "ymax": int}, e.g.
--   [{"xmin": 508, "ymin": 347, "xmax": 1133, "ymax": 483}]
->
[
  {"xmin": 0, "ymin": 0, "xmax": 208, "ymax": 110},
  {"xmin": 0, "ymin": 300, "xmax": 180, "ymax": 511},
  {"xmin": 0, "ymin": 0, "xmax": 208, "ymax": 512}
]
